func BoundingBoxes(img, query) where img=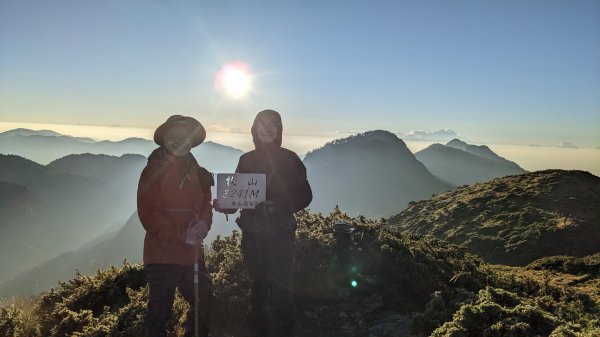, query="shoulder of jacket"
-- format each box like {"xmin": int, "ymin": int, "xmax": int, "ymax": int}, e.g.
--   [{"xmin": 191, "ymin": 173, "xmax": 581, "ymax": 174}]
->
[
  {"xmin": 142, "ymin": 159, "xmax": 165, "ymax": 184},
  {"xmin": 280, "ymin": 147, "xmax": 302, "ymax": 162},
  {"xmin": 238, "ymin": 150, "xmax": 257, "ymax": 167},
  {"xmin": 197, "ymin": 166, "xmax": 214, "ymax": 187},
  {"xmin": 240, "ymin": 150, "xmax": 257, "ymax": 160},
  {"xmin": 279, "ymin": 147, "xmax": 296, "ymax": 155}
]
